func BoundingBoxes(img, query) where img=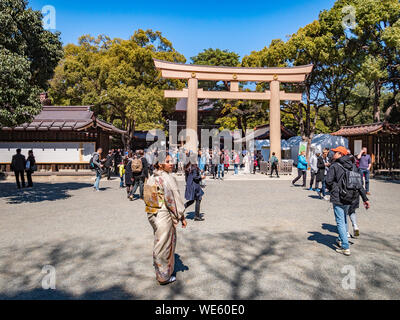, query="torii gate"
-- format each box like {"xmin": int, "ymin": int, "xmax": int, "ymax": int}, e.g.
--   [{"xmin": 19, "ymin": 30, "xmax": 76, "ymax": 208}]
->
[{"xmin": 153, "ymin": 59, "xmax": 313, "ymax": 160}]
